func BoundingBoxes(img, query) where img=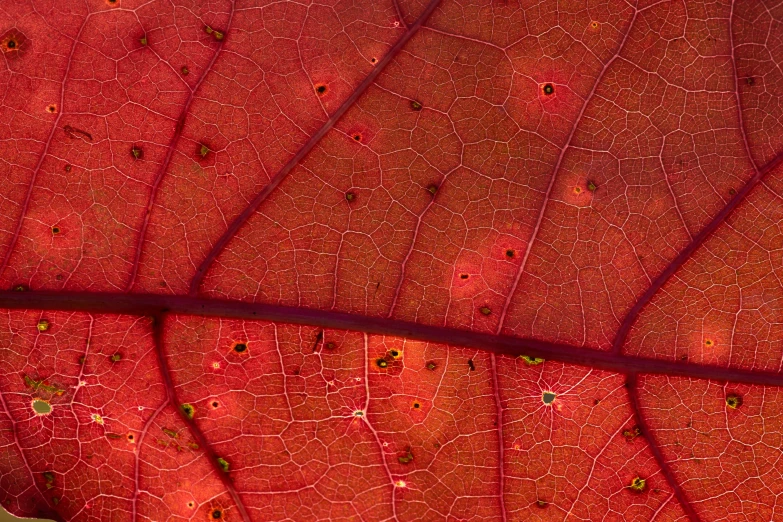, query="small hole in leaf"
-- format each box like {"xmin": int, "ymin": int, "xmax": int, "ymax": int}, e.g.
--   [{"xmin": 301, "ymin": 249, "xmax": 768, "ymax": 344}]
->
[
  {"xmin": 376, "ymin": 358, "xmax": 388, "ymax": 368},
  {"xmin": 315, "ymin": 84, "xmax": 327, "ymax": 95},
  {"xmin": 51, "ymin": 227, "xmax": 60, "ymax": 235},
  {"xmin": 345, "ymin": 191, "xmax": 356, "ymax": 202},
  {"xmin": 543, "ymin": 83, "xmax": 555, "ymax": 96},
  {"xmin": 726, "ymin": 393, "xmax": 742, "ymax": 409},
  {"xmin": 32, "ymin": 399, "xmax": 51, "ymax": 415},
  {"xmin": 212, "ymin": 509, "xmax": 222, "ymax": 519},
  {"xmin": 187, "ymin": 501, "xmax": 194, "ymax": 508},
  {"xmin": 573, "ymin": 186, "xmax": 582, "ymax": 194},
  {"xmin": 233, "ymin": 342, "xmax": 247, "ymax": 353},
  {"xmin": 127, "ymin": 433, "xmax": 134, "ymax": 441},
  {"xmin": 410, "ymin": 100, "xmax": 422, "ymax": 111},
  {"xmin": 505, "ymin": 249, "xmax": 515, "ymax": 258},
  {"xmin": 389, "ymin": 349, "xmax": 400, "ymax": 358},
  {"xmin": 542, "ymin": 391, "xmax": 556, "ymax": 404}
]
